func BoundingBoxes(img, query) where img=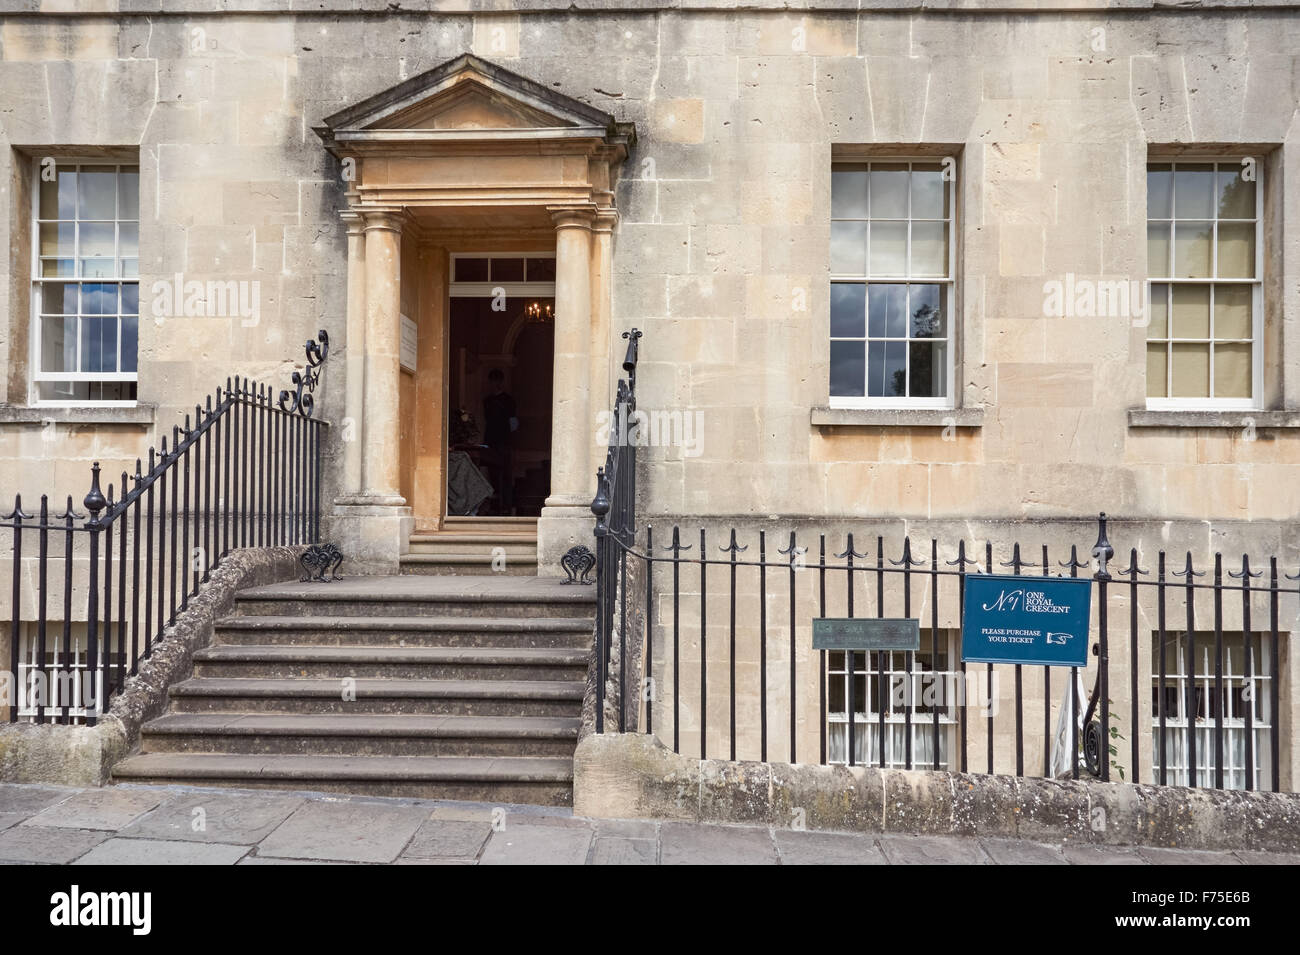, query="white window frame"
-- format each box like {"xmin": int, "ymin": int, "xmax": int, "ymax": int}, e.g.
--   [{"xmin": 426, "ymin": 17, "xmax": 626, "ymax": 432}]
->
[
  {"xmin": 829, "ymin": 159, "xmax": 957, "ymax": 410},
  {"xmin": 1150, "ymin": 630, "xmax": 1274, "ymax": 791},
  {"xmin": 826, "ymin": 630, "xmax": 960, "ymax": 768},
  {"xmin": 449, "ymin": 252, "xmax": 556, "ymax": 298},
  {"xmin": 29, "ymin": 158, "xmax": 140, "ymax": 408},
  {"xmin": 1146, "ymin": 157, "xmax": 1263, "ymax": 412}
]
